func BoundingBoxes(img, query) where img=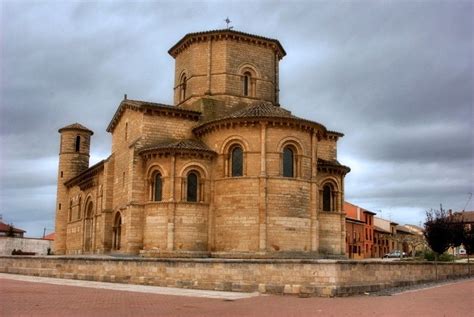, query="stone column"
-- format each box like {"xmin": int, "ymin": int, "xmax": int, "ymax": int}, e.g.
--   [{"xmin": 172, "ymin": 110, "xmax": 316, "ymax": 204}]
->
[
  {"xmin": 259, "ymin": 122, "xmax": 268, "ymax": 251},
  {"xmin": 310, "ymin": 131, "xmax": 319, "ymax": 251},
  {"xmin": 167, "ymin": 154, "xmax": 176, "ymax": 251},
  {"xmin": 274, "ymin": 51, "xmax": 279, "ymax": 104},
  {"xmin": 207, "ymin": 38, "xmax": 212, "ymax": 94}
]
